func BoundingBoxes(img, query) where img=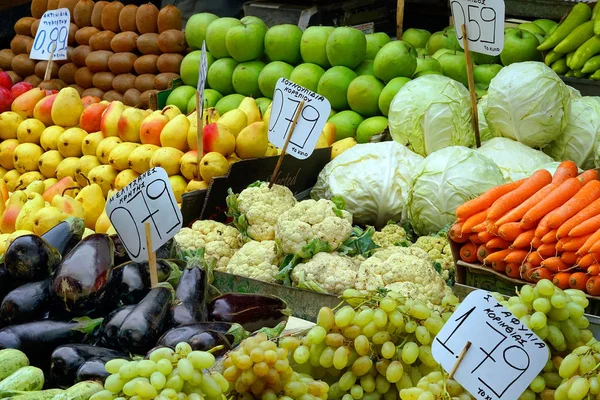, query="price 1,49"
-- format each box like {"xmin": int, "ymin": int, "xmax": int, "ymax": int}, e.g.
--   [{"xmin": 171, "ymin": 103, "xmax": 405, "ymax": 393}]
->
[{"xmin": 449, "ymin": 0, "xmax": 505, "ymax": 56}]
